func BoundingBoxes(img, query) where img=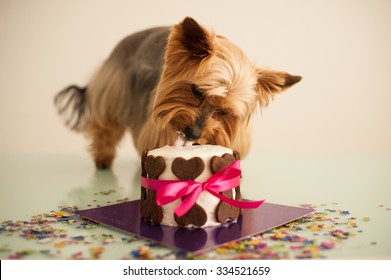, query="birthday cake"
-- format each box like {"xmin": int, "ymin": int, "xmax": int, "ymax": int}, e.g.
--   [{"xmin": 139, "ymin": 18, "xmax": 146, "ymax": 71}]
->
[{"xmin": 140, "ymin": 145, "xmax": 245, "ymax": 227}]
